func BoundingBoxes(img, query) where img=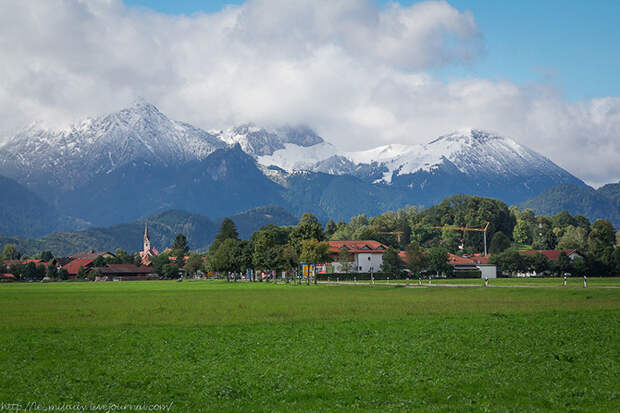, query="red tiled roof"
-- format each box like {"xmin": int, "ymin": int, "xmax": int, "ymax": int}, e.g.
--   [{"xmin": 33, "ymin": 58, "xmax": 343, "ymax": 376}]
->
[
  {"xmin": 62, "ymin": 258, "xmax": 95, "ymax": 275},
  {"xmin": 447, "ymin": 253, "xmax": 476, "ymax": 265},
  {"xmin": 465, "ymin": 254, "xmax": 491, "ymax": 264},
  {"xmin": 398, "ymin": 251, "xmax": 493, "ymax": 266},
  {"xmin": 519, "ymin": 249, "xmax": 578, "ymax": 261},
  {"xmin": 0, "ymin": 273, "xmax": 15, "ymax": 279},
  {"xmin": 328, "ymin": 240, "xmax": 389, "ymax": 254},
  {"xmin": 2, "ymin": 259, "xmax": 52, "ymax": 268},
  {"xmin": 70, "ymin": 251, "xmax": 113, "ymax": 260}
]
